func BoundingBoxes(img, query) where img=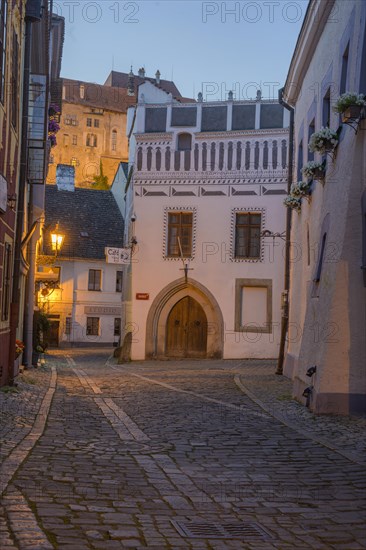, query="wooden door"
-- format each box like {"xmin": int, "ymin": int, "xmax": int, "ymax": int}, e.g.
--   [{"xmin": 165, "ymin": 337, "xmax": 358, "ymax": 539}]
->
[
  {"xmin": 166, "ymin": 297, "xmax": 207, "ymax": 358},
  {"xmin": 47, "ymin": 321, "xmax": 59, "ymax": 347}
]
